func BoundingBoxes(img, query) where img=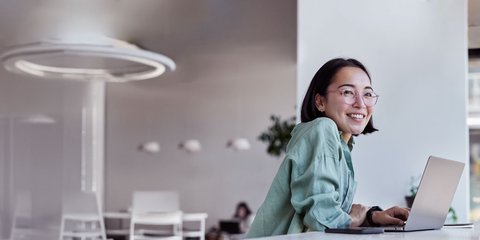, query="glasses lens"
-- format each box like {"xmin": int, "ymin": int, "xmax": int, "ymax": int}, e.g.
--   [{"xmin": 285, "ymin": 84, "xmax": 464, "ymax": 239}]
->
[
  {"xmin": 339, "ymin": 89, "xmax": 355, "ymax": 104},
  {"xmin": 364, "ymin": 95, "xmax": 378, "ymax": 106},
  {"xmin": 364, "ymin": 98, "xmax": 374, "ymax": 106},
  {"xmin": 338, "ymin": 89, "xmax": 378, "ymax": 106}
]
